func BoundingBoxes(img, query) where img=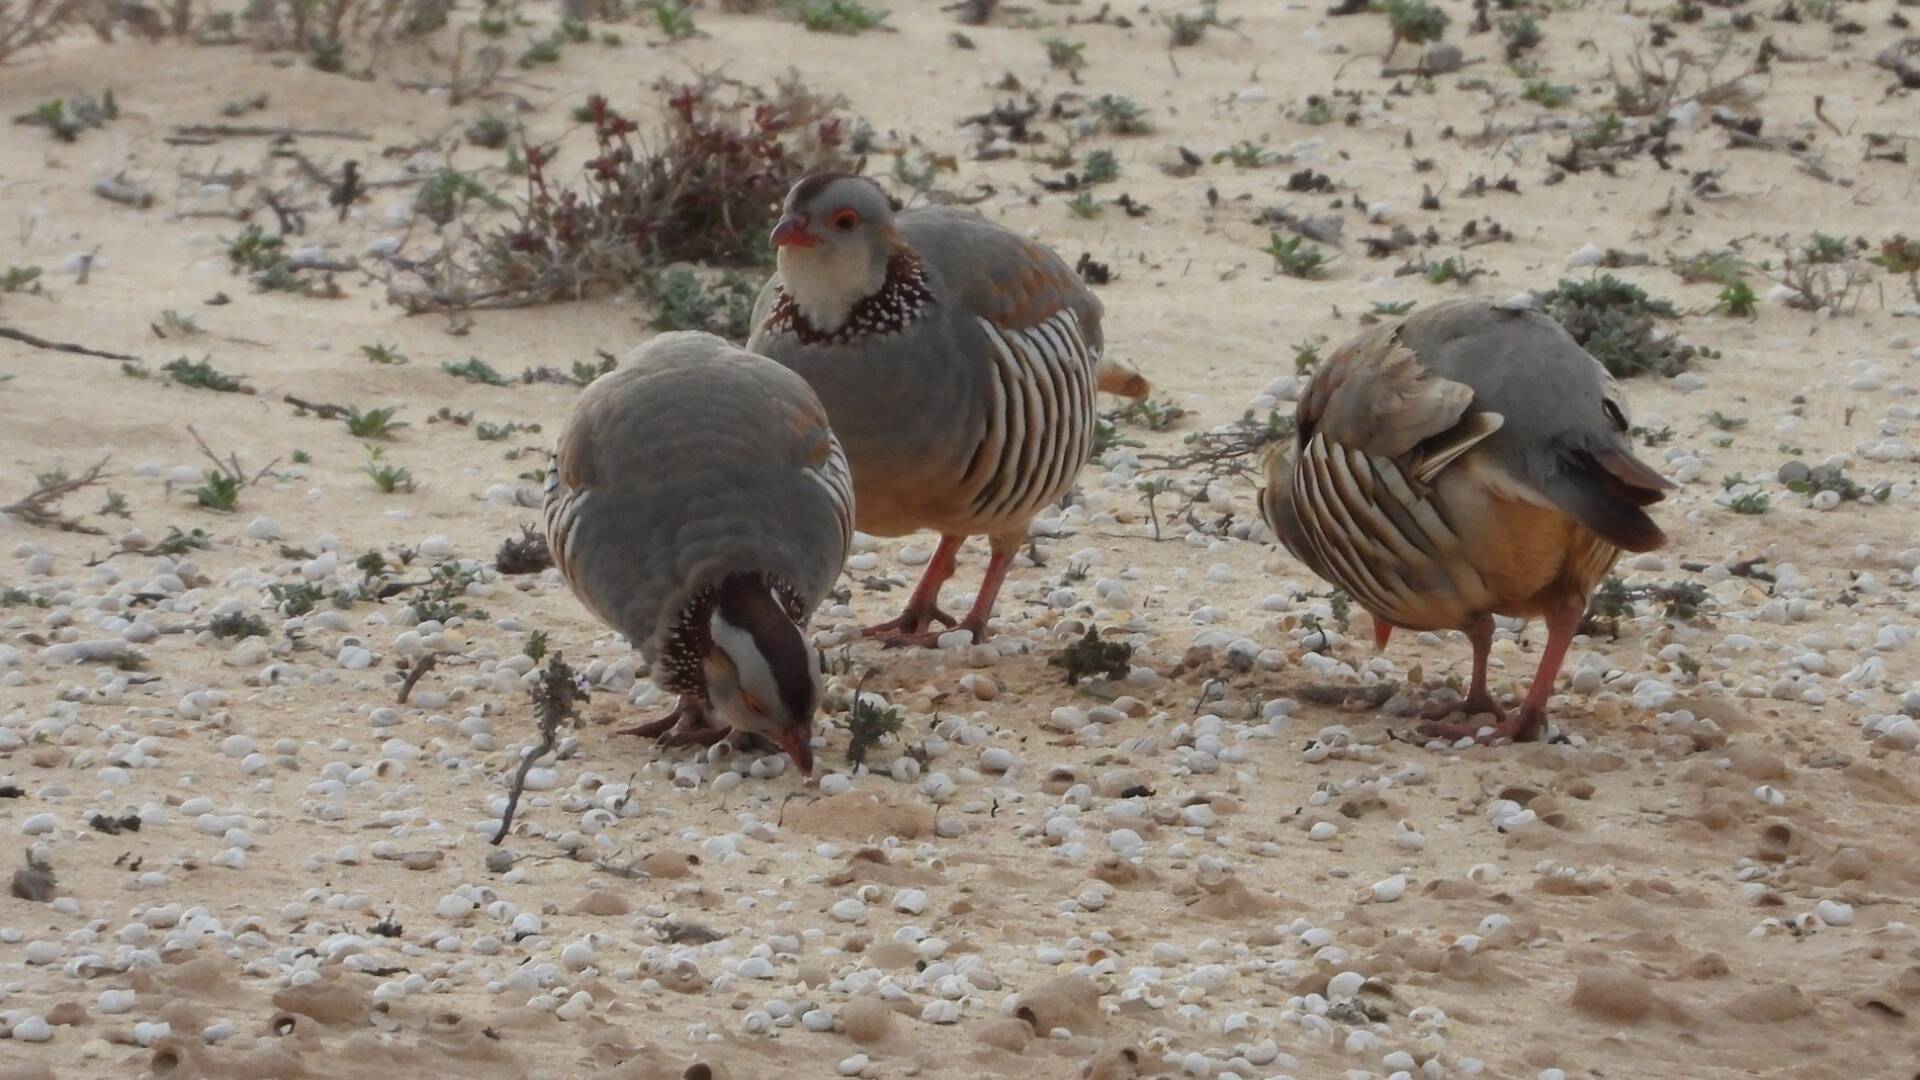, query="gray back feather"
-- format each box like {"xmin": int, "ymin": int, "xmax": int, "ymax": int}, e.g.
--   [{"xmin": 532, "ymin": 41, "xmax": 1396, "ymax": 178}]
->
[{"xmin": 546, "ymin": 332, "xmax": 851, "ymax": 664}]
